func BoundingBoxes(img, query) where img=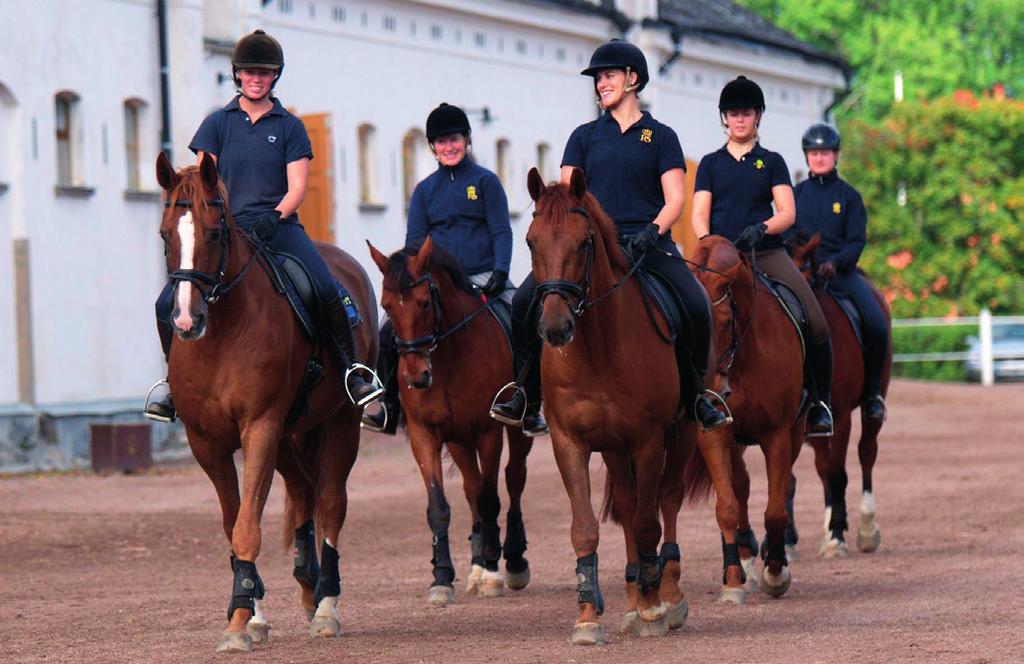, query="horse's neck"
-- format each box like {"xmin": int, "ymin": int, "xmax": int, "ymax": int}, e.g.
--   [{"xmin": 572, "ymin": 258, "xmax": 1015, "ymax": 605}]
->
[
  {"xmin": 436, "ymin": 275, "xmax": 481, "ymax": 329},
  {"xmin": 206, "ymin": 230, "xmax": 267, "ymax": 335},
  {"xmin": 572, "ymin": 236, "xmax": 634, "ymax": 357}
]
